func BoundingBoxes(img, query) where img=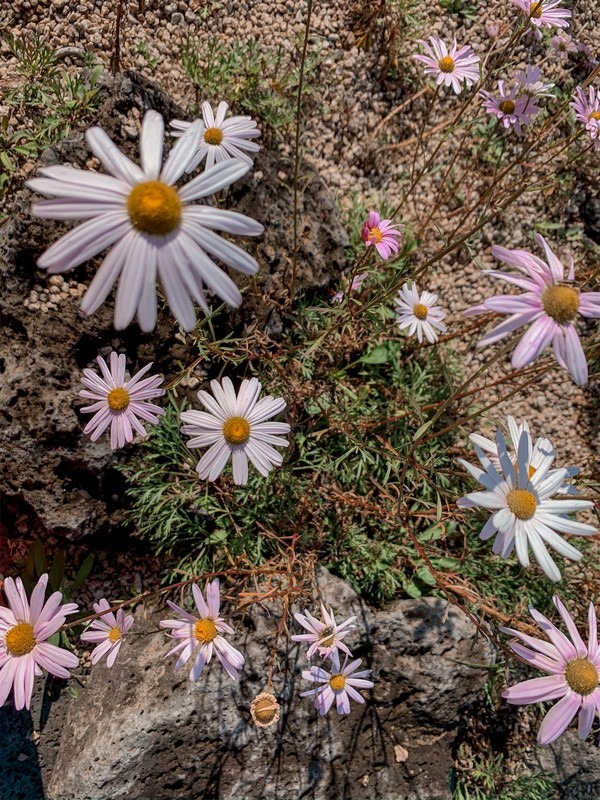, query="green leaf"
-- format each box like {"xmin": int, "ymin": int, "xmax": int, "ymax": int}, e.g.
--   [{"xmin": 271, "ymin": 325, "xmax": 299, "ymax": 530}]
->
[
  {"xmin": 360, "ymin": 344, "xmax": 389, "ymax": 364},
  {"xmin": 71, "ymin": 554, "xmax": 94, "ymax": 592},
  {"xmin": 416, "ymin": 565, "xmax": 437, "ymax": 586},
  {"xmin": 33, "ymin": 540, "xmax": 47, "ymax": 577},
  {"xmin": 412, "ymin": 419, "xmax": 433, "ymax": 442},
  {"xmin": 404, "ymin": 581, "xmax": 422, "ymax": 598},
  {"xmin": 49, "ymin": 548, "xmax": 65, "ymax": 592}
]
